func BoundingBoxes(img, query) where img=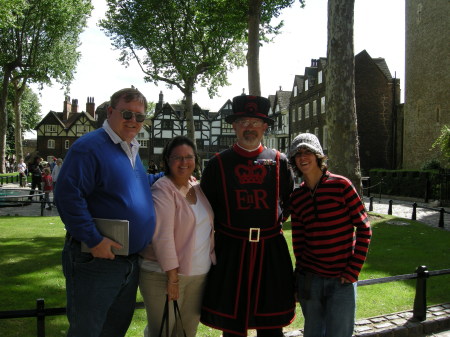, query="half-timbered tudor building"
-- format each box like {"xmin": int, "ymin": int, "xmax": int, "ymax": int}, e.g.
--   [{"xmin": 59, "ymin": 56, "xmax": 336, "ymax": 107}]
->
[
  {"xmin": 267, "ymin": 89, "xmax": 291, "ymax": 154},
  {"xmin": 35, "ymin": 97, "xmax": 98, "ymax": 162},
  {"xmin": 150, "ymin": 92, "xmax": 230, "ymax": 169}
]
